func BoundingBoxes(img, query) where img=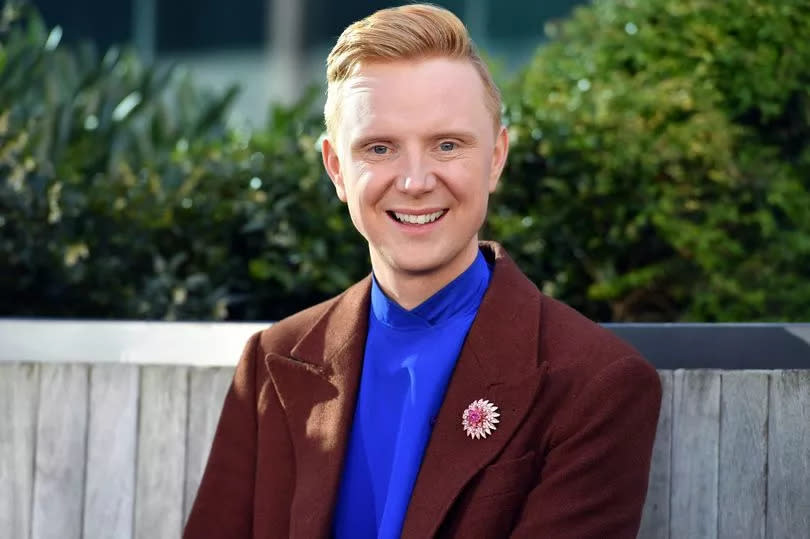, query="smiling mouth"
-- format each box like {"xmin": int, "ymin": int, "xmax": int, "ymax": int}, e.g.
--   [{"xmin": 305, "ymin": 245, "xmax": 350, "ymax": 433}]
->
[{"xmin": 387, "ymin": 209, "xmax": 448, "ymax": 225}]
